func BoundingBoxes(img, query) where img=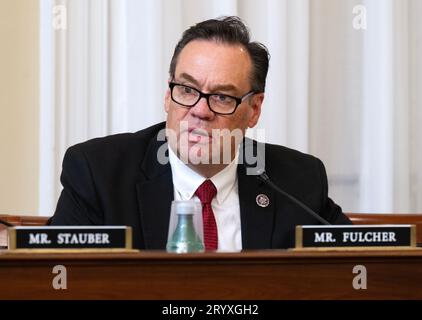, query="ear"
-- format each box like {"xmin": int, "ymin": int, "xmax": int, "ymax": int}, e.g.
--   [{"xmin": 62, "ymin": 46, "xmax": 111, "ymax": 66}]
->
[
  {"xmin": 164, "ymin": 88, "xmax": 171, "ymax": 113},
  {"xmin": 247, "ymin": 93, "xmax": 264, "ymax": 128}
]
